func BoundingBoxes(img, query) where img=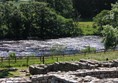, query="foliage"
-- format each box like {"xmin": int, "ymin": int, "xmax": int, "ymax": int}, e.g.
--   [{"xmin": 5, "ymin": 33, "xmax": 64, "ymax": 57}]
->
[
  {"xmin": 0, "ymin": 69, "xmax": 13, "ymax": 78},
  {"xmin": 9, "ymin": 52, "xmax": 16, "ymax": 59},
  {"xmin": 0, "ymin": 2, "xmax": 81, "ymax": 39},
  {"xmin": 29, "ymin": 0, "xmax": 75, "ymax": 19},
  {"xmin": 81, "ymin": 46, "xmax": 96, "ymax": 53},
  {"xmin": 1, "ymin": 0, "xmax": 117, "ymax": 19},
  {"xmin": 94, "ymin": 3, "xmax": 118, "ymax": 50},
  {"xmin": 93, "ymin": 10, "xmax": 109, "ymax": 35},
  {"xmin": 74, "ymin": 0, "xmax": 117, "ymax": 19},
  {"xmin": 102, "ymin": 25, "xmax": 118, "ymax": 50},
  {"xmin": 51, "ymin": 44, "xmax": 66, "ymax": 55},
  {"xmin": 36, "ymin": 0, "xmax": 117, "ymax": 19}
]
